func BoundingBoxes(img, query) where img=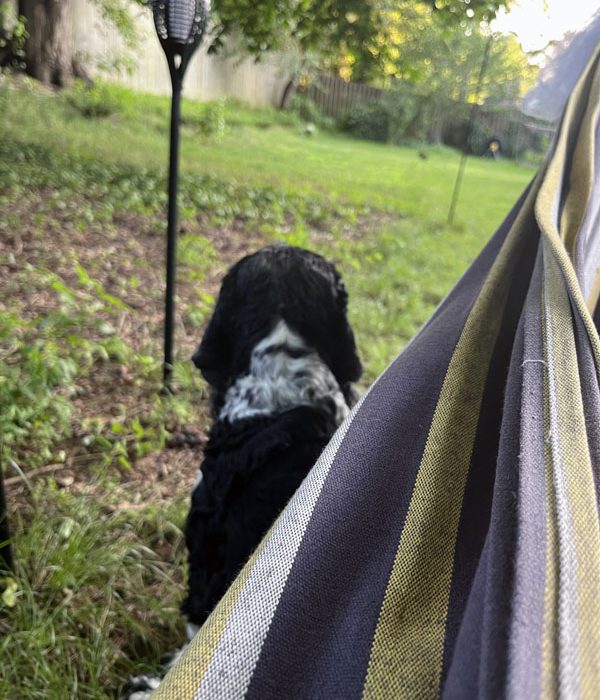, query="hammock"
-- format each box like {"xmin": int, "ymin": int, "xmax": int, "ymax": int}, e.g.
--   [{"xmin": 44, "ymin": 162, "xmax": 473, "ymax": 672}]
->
[{"xmin": 155, "ymin": 45, "xmax": 600, "ymax": 699}]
